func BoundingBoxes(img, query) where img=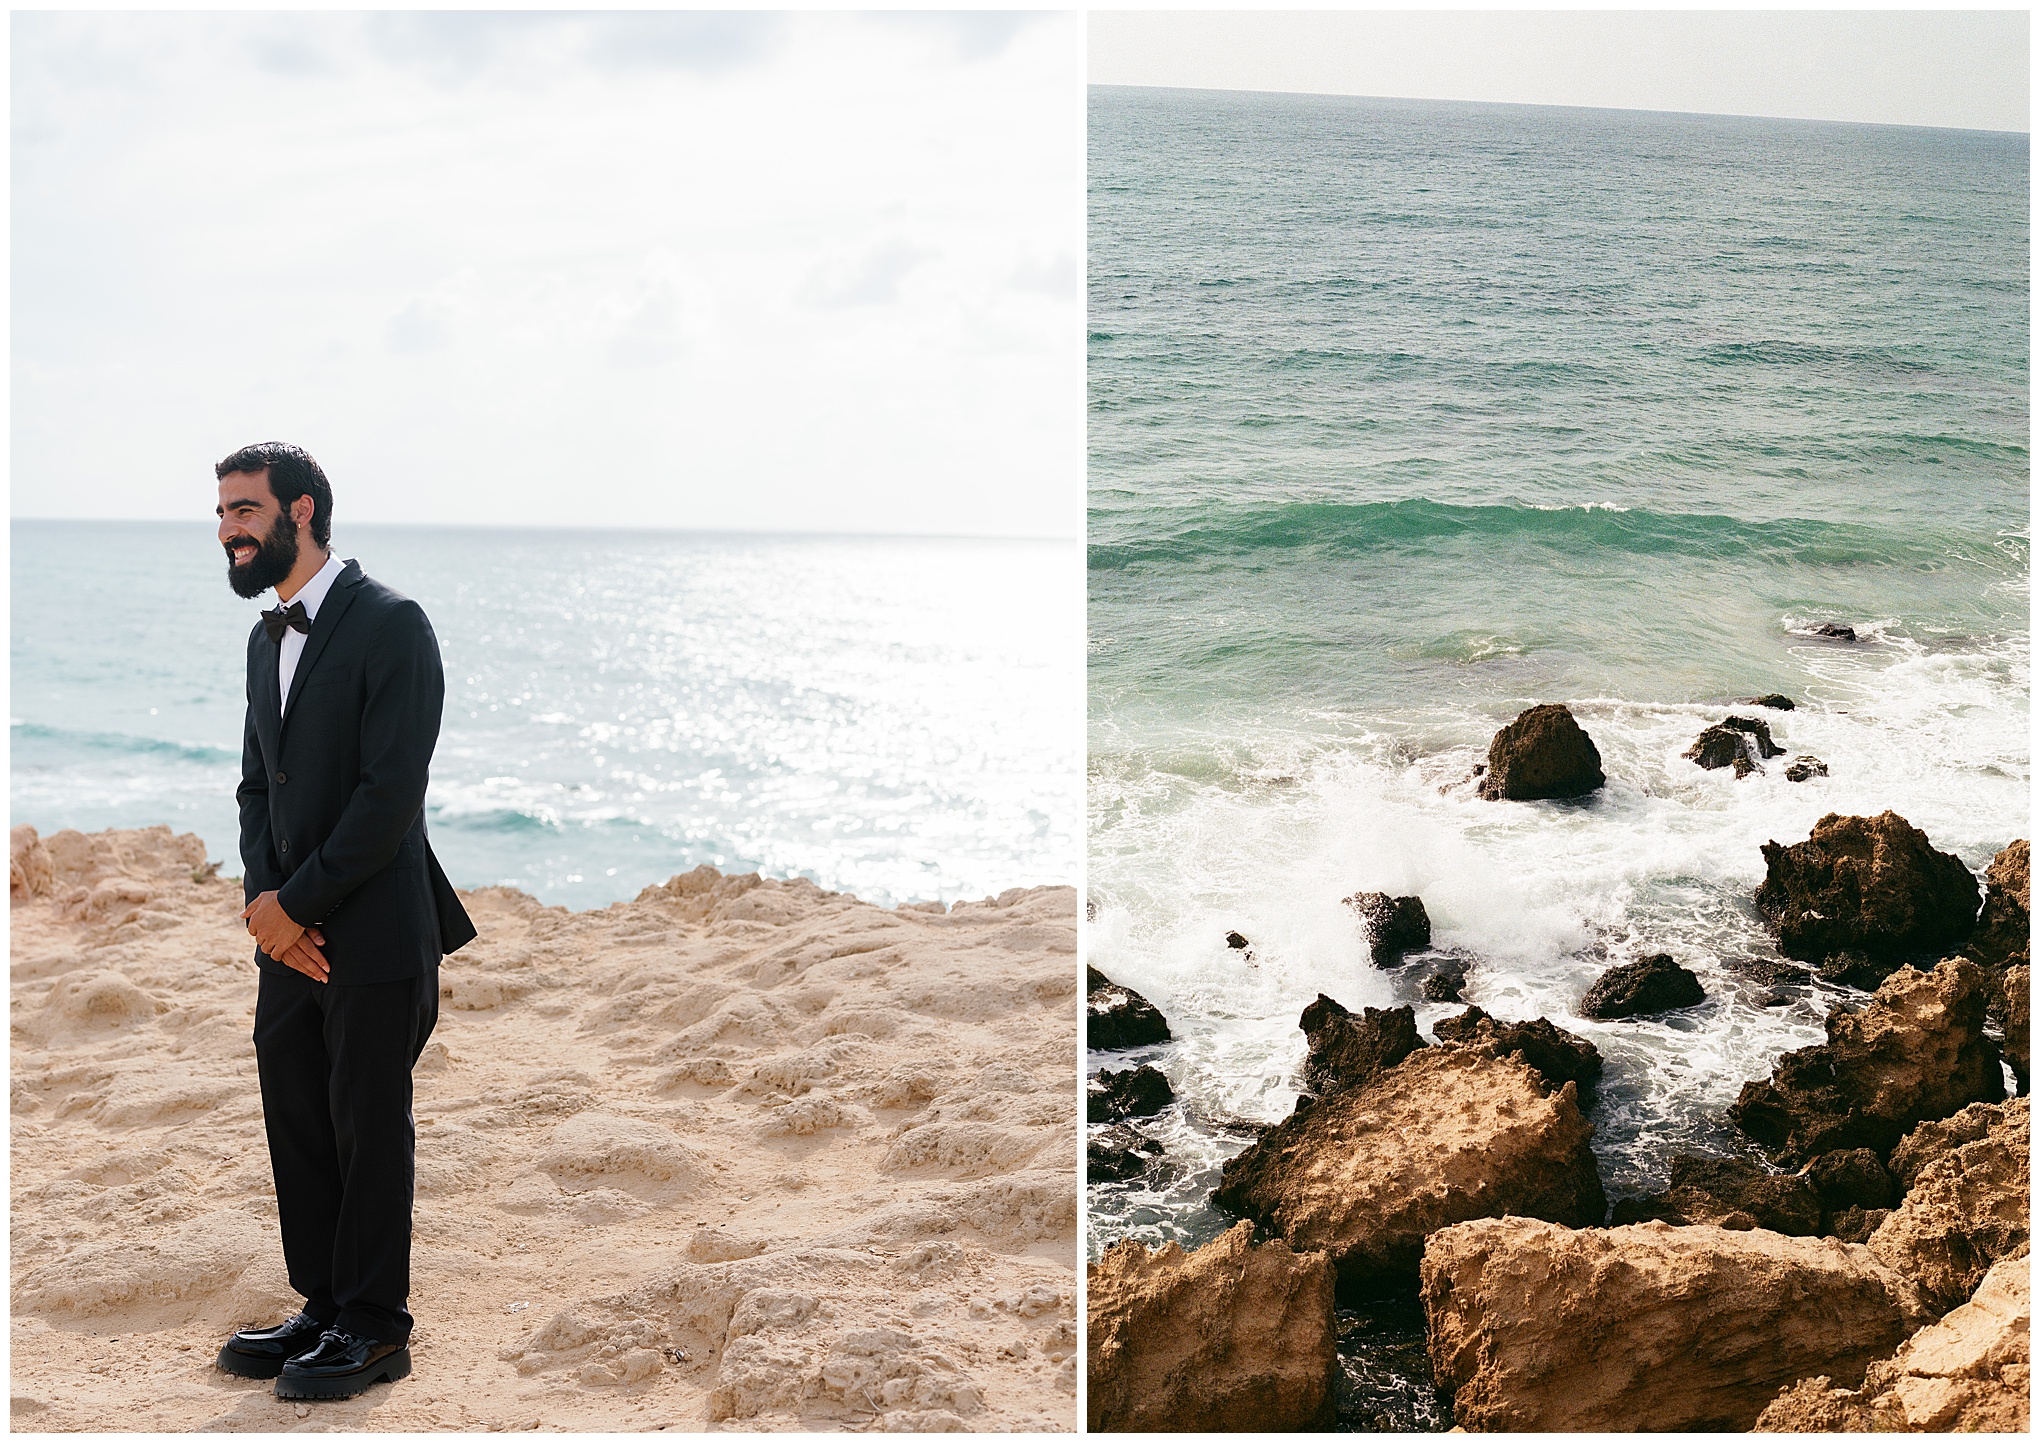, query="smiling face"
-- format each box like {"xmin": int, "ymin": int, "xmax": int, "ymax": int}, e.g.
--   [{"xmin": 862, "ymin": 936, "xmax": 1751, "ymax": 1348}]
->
[{"xmin": 217, "ymin": 469, "xmax": 306, "ymax": 599}]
